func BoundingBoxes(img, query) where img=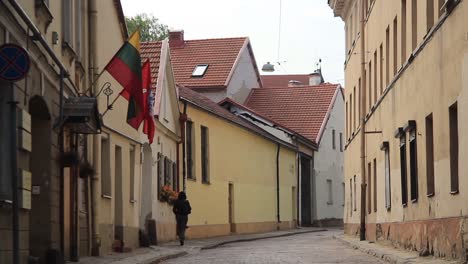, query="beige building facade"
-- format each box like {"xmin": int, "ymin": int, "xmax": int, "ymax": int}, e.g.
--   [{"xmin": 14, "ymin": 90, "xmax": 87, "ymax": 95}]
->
[{"xmin": 329, "ymin": 0, "xmax": 468, "ymax": 260}]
